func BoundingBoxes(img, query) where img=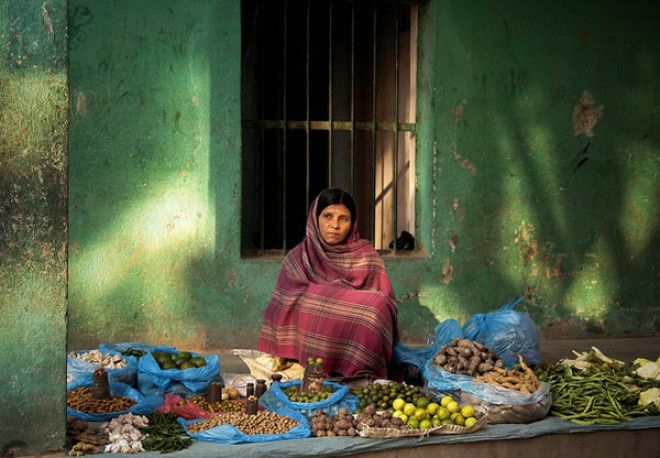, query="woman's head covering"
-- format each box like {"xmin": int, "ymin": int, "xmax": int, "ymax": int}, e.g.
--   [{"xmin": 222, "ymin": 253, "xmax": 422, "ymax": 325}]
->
[{"xmin": 301, "ymin": 193, "xmax": 388, "ymax": 292}]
